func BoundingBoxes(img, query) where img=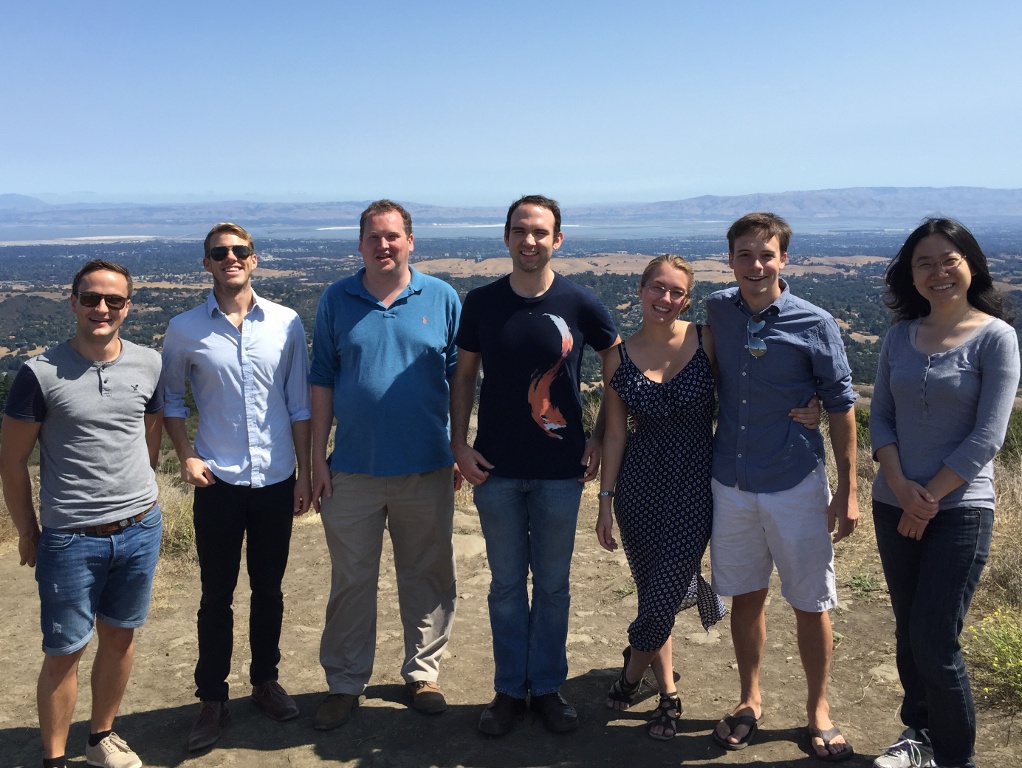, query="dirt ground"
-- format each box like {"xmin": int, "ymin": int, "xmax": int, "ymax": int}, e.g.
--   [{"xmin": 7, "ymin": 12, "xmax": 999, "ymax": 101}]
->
[{"xmin": 2, "ymin": 495, "xmax": 1019, "ymax": 768}]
